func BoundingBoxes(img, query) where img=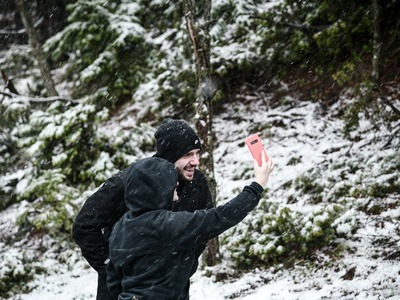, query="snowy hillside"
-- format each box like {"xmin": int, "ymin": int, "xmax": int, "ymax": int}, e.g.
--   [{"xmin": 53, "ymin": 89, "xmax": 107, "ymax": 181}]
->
[{"xmin": 2, "ymin": 90, "xmax": 399, "ymax": 299}]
